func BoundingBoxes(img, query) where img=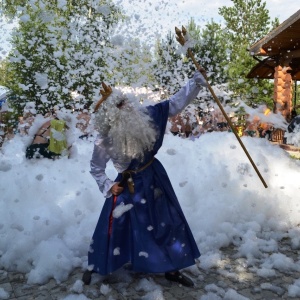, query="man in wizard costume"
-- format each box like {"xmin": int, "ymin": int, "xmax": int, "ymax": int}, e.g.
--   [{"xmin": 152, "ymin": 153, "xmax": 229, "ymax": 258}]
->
[{"xmin": 83, "ymin": 69, "xmax": 207, "ymax": 287}]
